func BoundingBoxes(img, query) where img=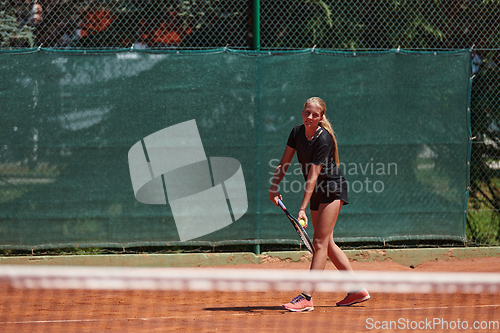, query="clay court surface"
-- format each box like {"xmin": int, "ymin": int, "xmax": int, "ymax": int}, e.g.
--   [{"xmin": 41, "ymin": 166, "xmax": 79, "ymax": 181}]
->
[{"xmin": 1, "ymin": 256, "xmax": 499, "ymax": 332}]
